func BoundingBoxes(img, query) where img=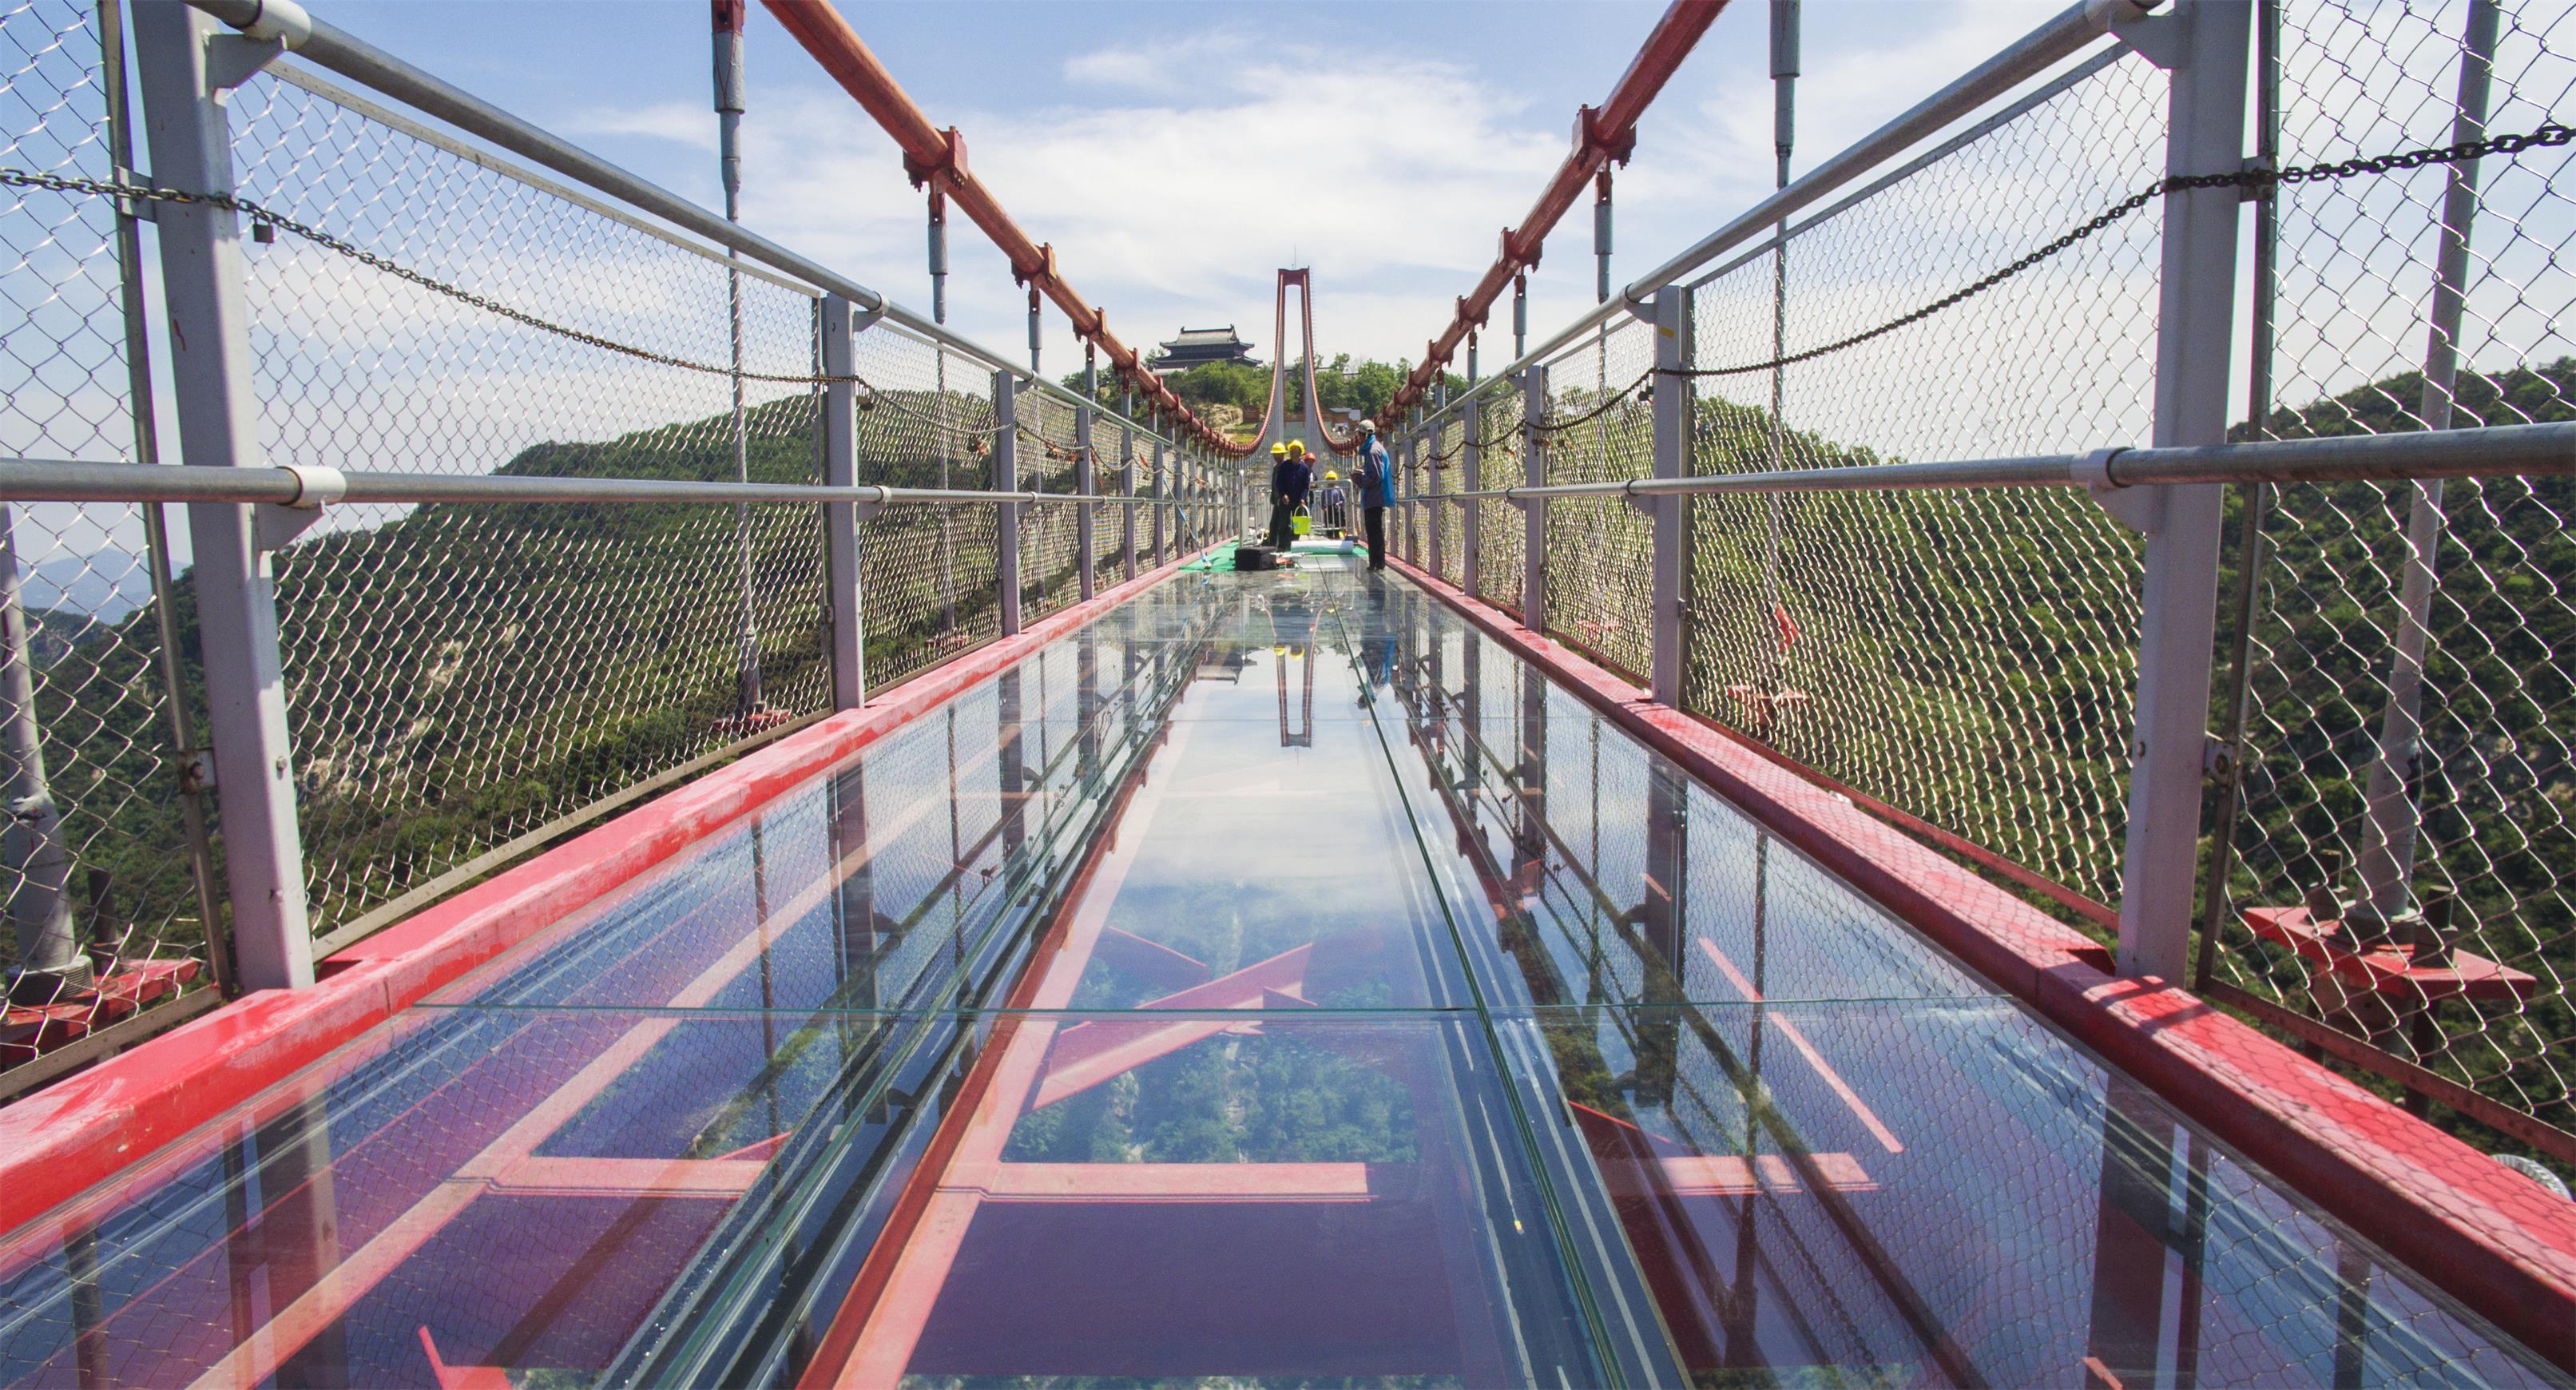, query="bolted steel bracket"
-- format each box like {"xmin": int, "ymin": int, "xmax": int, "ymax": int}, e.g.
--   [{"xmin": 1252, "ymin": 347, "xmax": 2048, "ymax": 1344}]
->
[
  {"xmin": 171, "ymin": 748, "xmax": 215, "ymax": 796},
  {"xmin": 1621, "ymin": 477, "xmax": 1660, "ymax": 518},
  {"xmin": 2077, "ymin": 446, "xmax": 2165, "ymax": 534},
  {"xmin": 2203, "ymin": 733, "xmax": 2237, "ymax": 780},
  {"xmin": 2092, "ymin": 0, "xmax": 2178, "ymax": 70},
  {"xmin": 254, "ymin": 463, "xmax": 346, "ymax": 552}
]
